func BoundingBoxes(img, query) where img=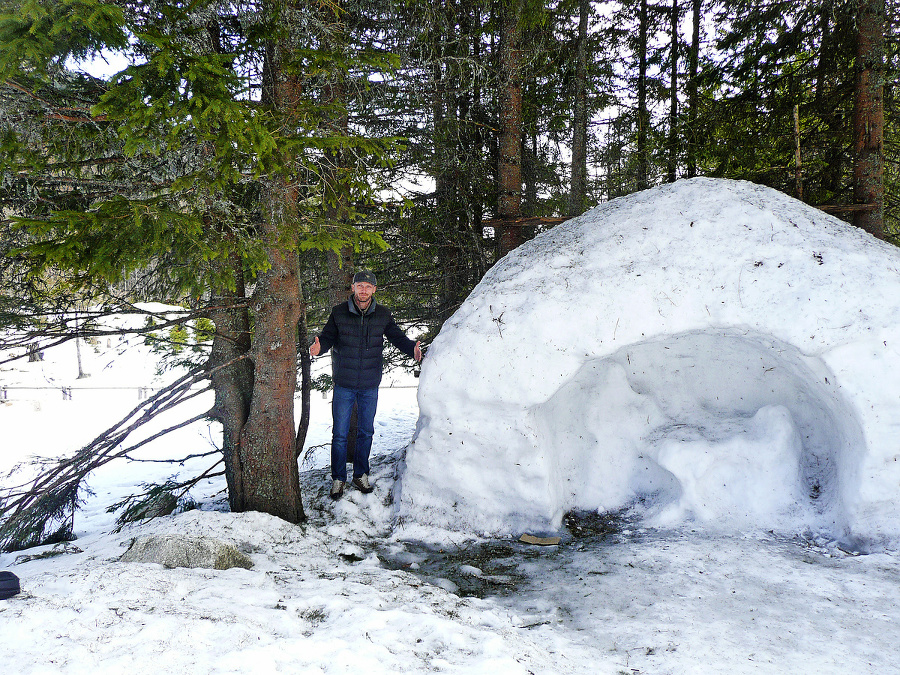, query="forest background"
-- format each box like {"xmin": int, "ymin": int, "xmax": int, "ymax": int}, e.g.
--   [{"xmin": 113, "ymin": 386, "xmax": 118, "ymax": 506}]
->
[{"xmin": 0, "ymin": 0, "xmax": 896, "ymax": 550}]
